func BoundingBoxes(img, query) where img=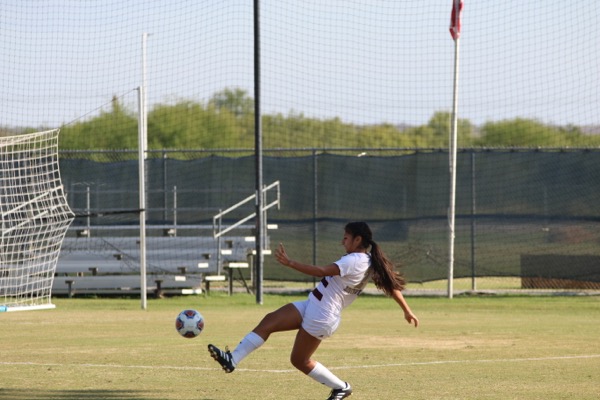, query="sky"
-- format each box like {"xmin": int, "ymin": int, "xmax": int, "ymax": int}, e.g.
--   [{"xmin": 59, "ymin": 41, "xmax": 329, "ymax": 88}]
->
[{"xmin": 0, "ymin": 0, "xmax": 598, "ymax": 129}]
